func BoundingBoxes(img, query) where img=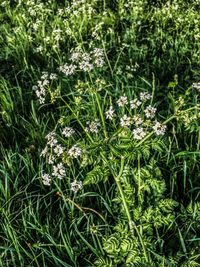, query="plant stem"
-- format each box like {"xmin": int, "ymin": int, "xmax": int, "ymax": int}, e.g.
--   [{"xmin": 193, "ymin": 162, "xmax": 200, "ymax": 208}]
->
[
  {"xmin": 94, "ymin": 92, "xmax": 108, "ymax": 140},
  {"xmin": 111, "ymin": 156, "xmax": 149, "ymax": 263}
]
